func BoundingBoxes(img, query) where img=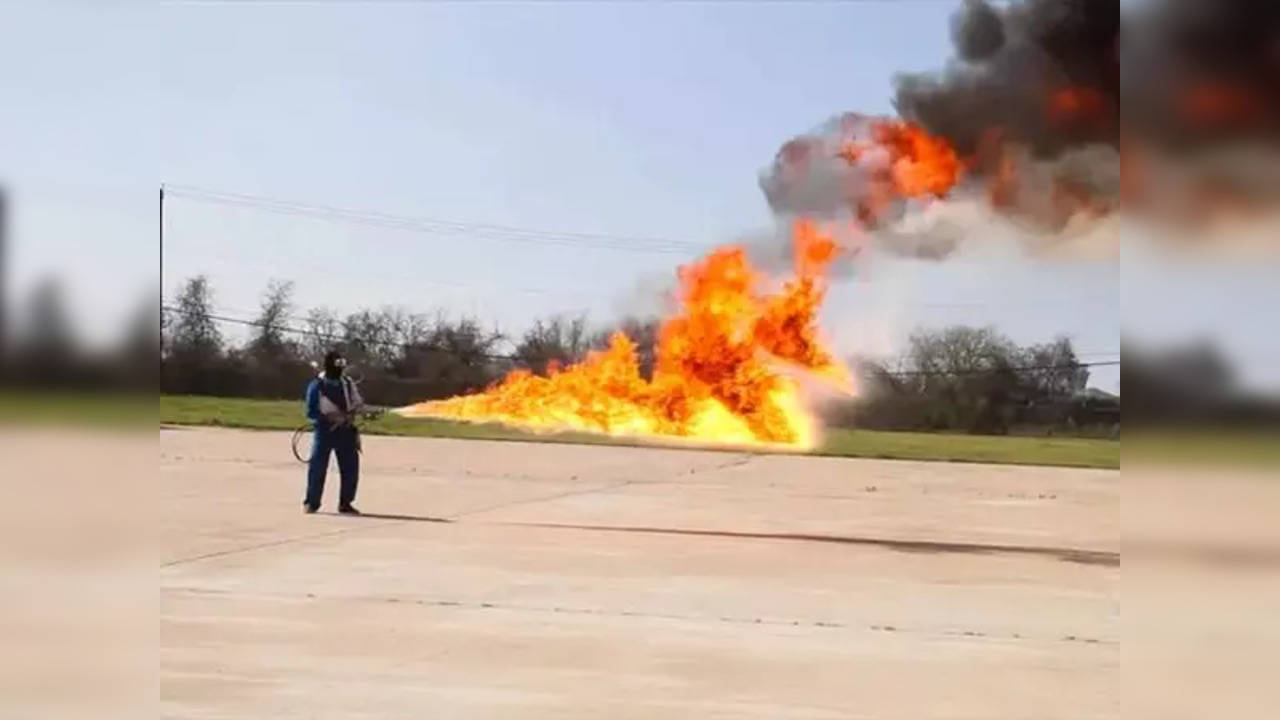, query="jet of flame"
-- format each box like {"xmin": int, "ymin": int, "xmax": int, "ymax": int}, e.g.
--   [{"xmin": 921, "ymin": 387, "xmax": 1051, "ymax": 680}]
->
[
  {"xmin": 399, "ymin": 120, "xmax": 963, "ymax": 448},
  {"xmin": 398, "ymin": 220, "xmax": 849, "ymax": 448}
]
